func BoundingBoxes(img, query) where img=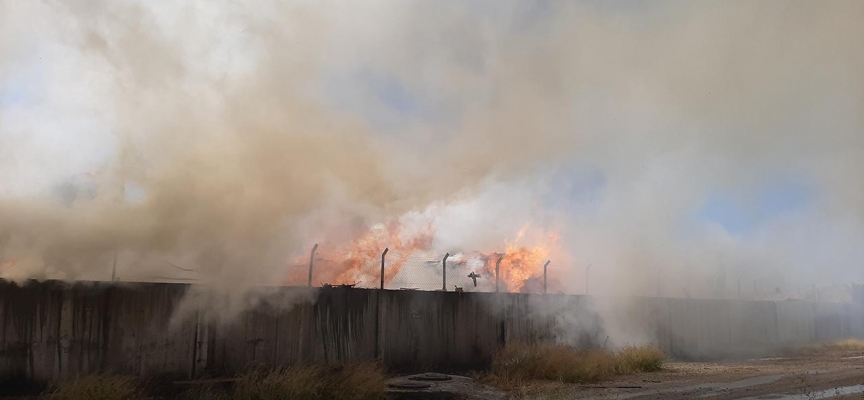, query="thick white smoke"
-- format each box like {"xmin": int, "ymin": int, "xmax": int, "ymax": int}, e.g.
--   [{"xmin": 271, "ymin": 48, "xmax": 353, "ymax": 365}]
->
[{"xmin": 0, "ymin": 1, "xmax": 863, "ymax": 301}]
